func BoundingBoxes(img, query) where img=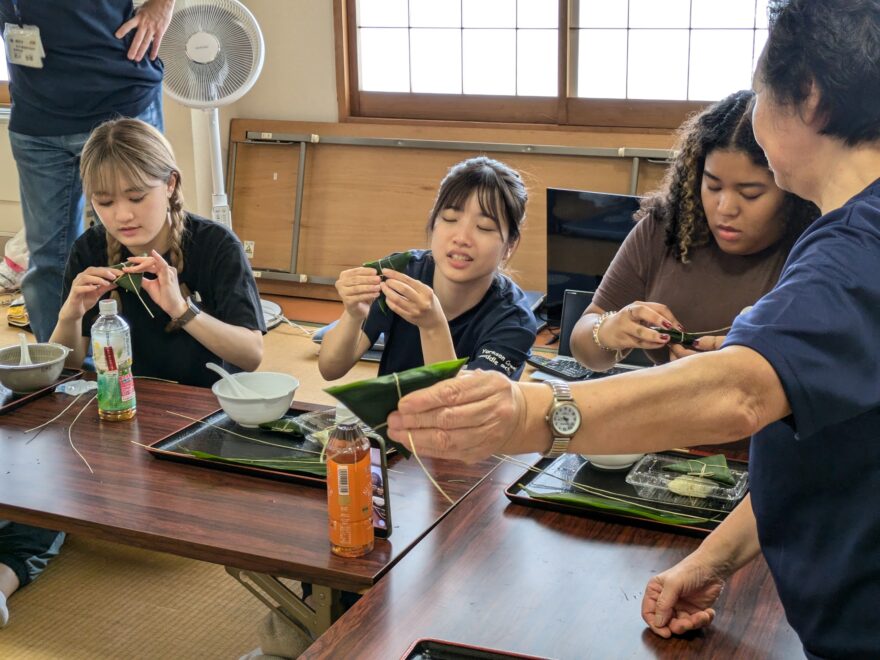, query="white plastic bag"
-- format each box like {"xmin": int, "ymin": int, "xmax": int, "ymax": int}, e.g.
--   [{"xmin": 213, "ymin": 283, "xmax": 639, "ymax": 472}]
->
[{"xmin": 0, "ymin": 229, "xmax": 28, "ymax": 293}]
